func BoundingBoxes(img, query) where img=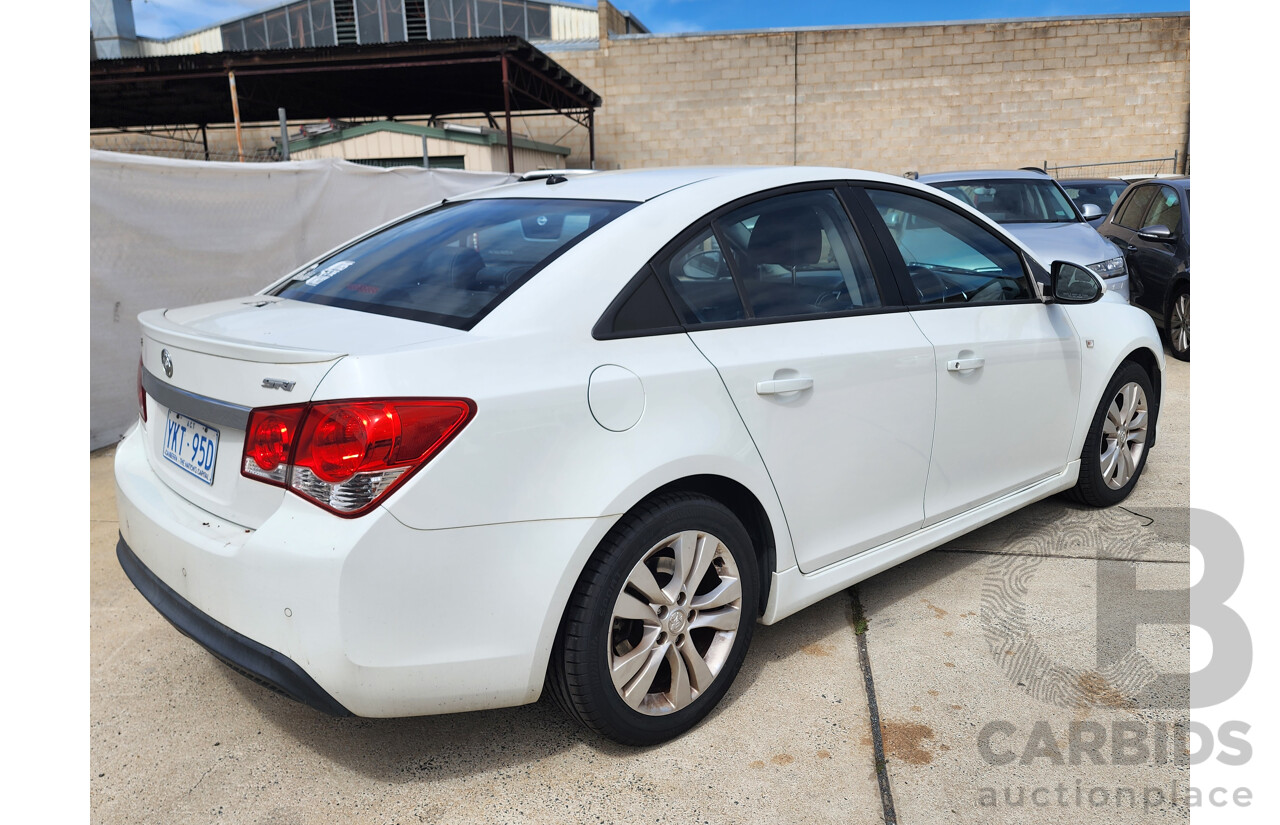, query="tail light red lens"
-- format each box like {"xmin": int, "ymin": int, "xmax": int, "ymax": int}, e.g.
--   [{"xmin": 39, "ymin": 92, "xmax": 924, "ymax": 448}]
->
[
  {"xmin": 242, "ymin": 398, "xmax": 475, "ymax": 516},
  {"xmin": 249, "ymin": 410, "xmax": 304, "ymax": 473}
]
